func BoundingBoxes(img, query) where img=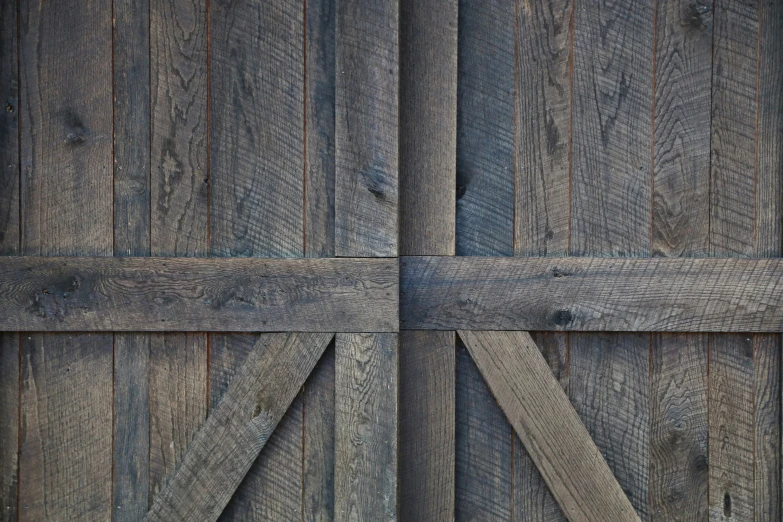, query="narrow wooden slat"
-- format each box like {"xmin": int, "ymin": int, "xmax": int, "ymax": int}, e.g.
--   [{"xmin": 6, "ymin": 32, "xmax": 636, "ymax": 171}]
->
[
  {"xmin": 459, "ymin": 330, "xmax": 640, "ymax": 522},
  {"xmin": 753, "ymin": 334, "xmax": 781, "ymax": 520},
  {"xmin": 335, "ymin": 0, "xmax": 399, "ymax": 257},
  {"xmin": 399, "ymin": 331, "xmax": 455, "ymax": 521},
  {"xmin": 0, "ymin": 333, "xmax": 18, "ymax": 522},
  {"xmin": 399, "ymin": 0, "xmax": 457, "ymax": 256},
  {"xmin": 0, "ymin": 256, "xmax": 399, "ymax": 332},
  {"xmin": 18, "ymin": 0, "xmax": 114, "ymax": 518},
  {"xmin": 400, "ymin": 256, "xmax": 783, "ymax": 332},
  {"xmin": 334, "ymin": 333, "xmax": 398, "ymax": 520},
  {"xmin": 0, "ymin": 0, "xmax": 19, "ymax": 256},
  {"xmin": 303, "ymin": 341, "xmax": 335, "ymax": 522},
  {"xmin": 209, "ymin": 334, "xmax": 302, "ymax": 521},
  {"xmin": 112, "ymin": 0, "xmax": 152, "ymax": 518},
  {"xmin": 143, "ymin": 332, "xmax": 332, "ymax": 522},
  {"xmin": 305, "ymin": 0, "xmax": 336, "ymax": 259}
]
